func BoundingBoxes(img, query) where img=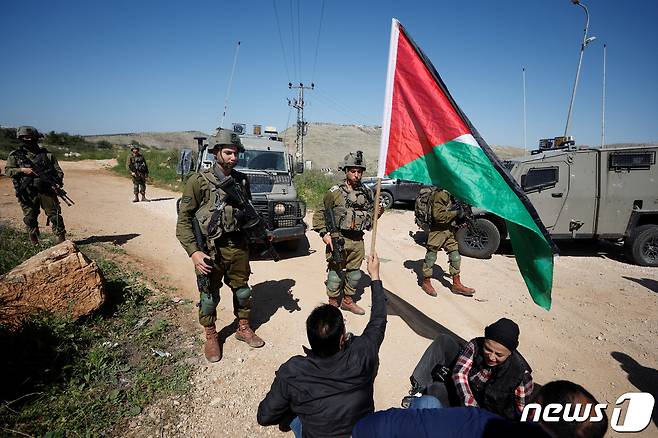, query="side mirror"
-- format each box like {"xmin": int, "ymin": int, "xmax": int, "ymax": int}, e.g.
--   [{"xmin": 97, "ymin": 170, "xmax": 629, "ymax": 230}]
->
[{"xmin": 295, "ymin": 161, "xmax": 304, "ymax": 174}]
